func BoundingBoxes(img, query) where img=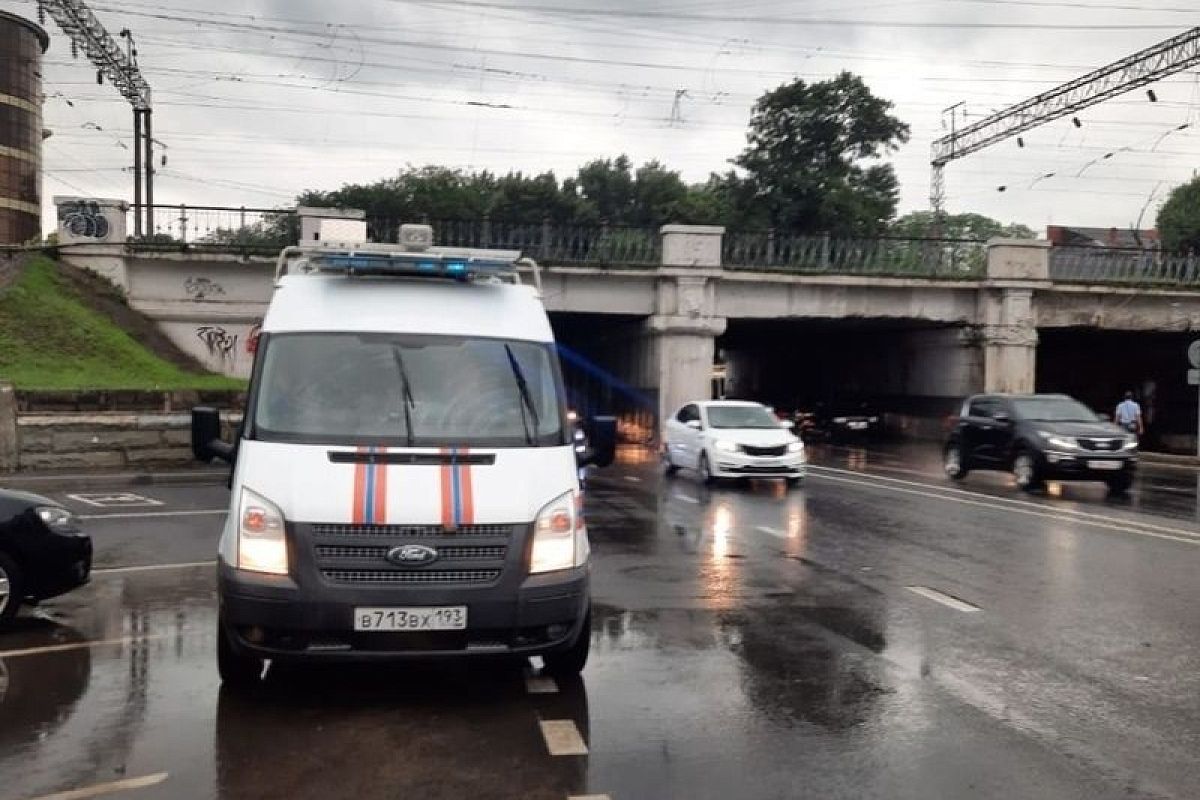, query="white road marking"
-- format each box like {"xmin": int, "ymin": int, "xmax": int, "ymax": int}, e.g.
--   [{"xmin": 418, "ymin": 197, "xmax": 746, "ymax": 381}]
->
[
  {"xmin": 539, "ymin": 719, "xmax": 589, "ymax": 756},
  {"xmin": 755, "ymin": 525, "xmax": 786, "ymax": 538},
  {"xmin": 569, "ymin": 795, "xmax": 613, "ymax": 800},
  {"xmin": 623, "ymin": 475, "xmax": 642, "ymax": 483},
  {"xmin": 0, "ymin": 634, "xmax": 169, "ymax": 660},
  {"xmin": 26, "ymin": 773, "xmax": 169, "ymax": 800},
  {"xmin": 808, "ymin": 466, "xmax": 1200, "ymax": 545},
  {"xmin": 77, "ymin": 509, "xmax": 227, "ymax": 520},
  {"xmin": 526, "ymin": 675, "xmax": 559, "ymax": 694},
  {"xmin": 673, "ymin": 493, "xmax": 700, "ymax": 504},
  {"xmin": 92, "ymin": 560, "xmax": 215, "ymax": 576},
  {"xmin": 906, "ymin": 585, "xmax": 981, "ymax": 613},
  {"xmin": 68, "ymin": 492, "xmax": 164, "ymax": 508}
]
